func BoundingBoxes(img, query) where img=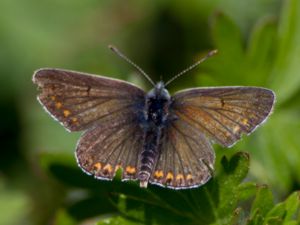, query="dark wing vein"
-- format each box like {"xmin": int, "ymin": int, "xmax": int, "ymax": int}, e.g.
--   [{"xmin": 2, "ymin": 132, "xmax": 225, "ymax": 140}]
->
[
  {"xmin": 104, "ymin": 127, "xmax": 138, "ymax": 164},
  {"xmin": 33, "ymin": 68, "xmax": 145, "ymax": 132},
  {"xmin": 172, "ymin": 87, "xmax": 275, "ymax": 147},
  {"xmin": 200, "ymin": 107, "xmax": 239, "ymax": 139},
  {"xmin": 175, "ymin": 109, "xmax": 225, "ymax": 144},
  {"xmin": 171, "ymin": 122, "xmax": 202, "ymax": 164}
]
